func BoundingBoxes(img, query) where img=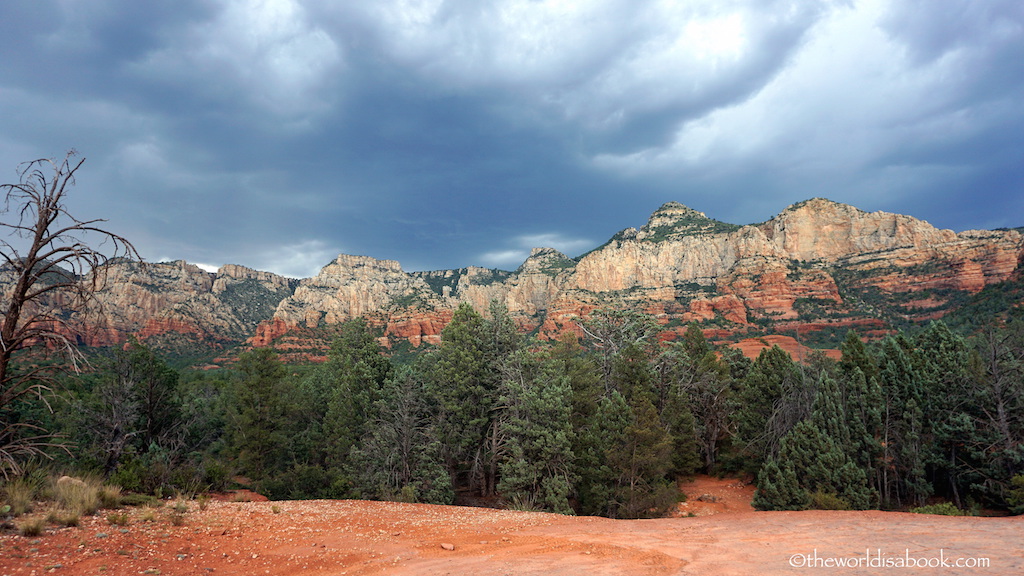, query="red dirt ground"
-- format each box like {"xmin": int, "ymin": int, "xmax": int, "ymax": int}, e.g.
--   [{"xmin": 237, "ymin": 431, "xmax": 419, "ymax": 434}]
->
[{"xmin": 2, "ymin": 476, "xmax": 1021, "ymax": 575}]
